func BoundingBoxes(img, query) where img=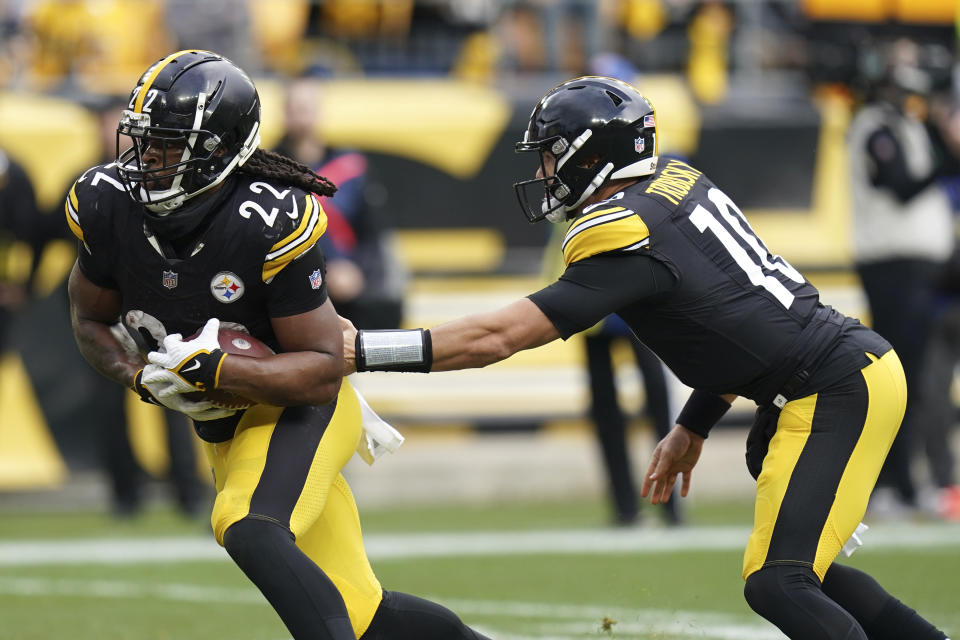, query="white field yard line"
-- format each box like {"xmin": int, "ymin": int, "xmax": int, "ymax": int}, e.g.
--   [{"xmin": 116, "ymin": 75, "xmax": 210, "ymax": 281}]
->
[
  {"xmin": 444, "ymin": 598, "xmax": 786, "ymax": 639},
  {"xmin": 0, "ymin": 576, "xmax": 785, "ymax": 640},
  {"xmin": 0, "ymin": 522, "xmax": 958, "ymax": 567}
]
